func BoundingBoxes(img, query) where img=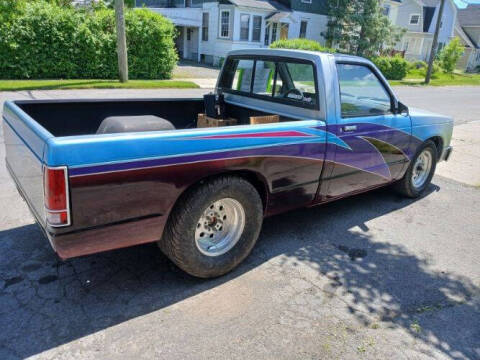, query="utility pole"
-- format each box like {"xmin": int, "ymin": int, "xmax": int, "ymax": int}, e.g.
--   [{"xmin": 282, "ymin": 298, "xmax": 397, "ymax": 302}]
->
[
  {"xmin": 115, "ymin": 0, "xmax": 128, "ymax": 82},
  {"xmin": 425, "ymin": 0, "xmax": 445, "ymax": 84}
]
